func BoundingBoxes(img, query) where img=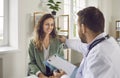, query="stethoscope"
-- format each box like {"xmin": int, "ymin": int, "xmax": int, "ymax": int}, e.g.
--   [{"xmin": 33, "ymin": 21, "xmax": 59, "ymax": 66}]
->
[{"xmin": 86, "ymin": 34, "xmax": 110, "ymax": 57}]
